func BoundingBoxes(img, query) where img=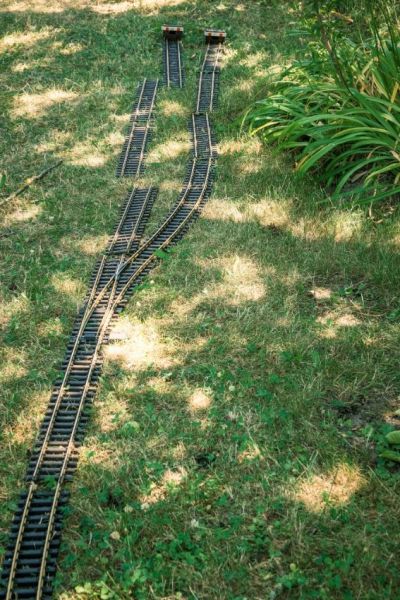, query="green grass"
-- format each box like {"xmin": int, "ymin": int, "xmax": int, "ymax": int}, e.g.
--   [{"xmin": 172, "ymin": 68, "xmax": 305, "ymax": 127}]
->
[{"xmin": 1, "ymin": 1, "xmax": 400, "ymax": 599}]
